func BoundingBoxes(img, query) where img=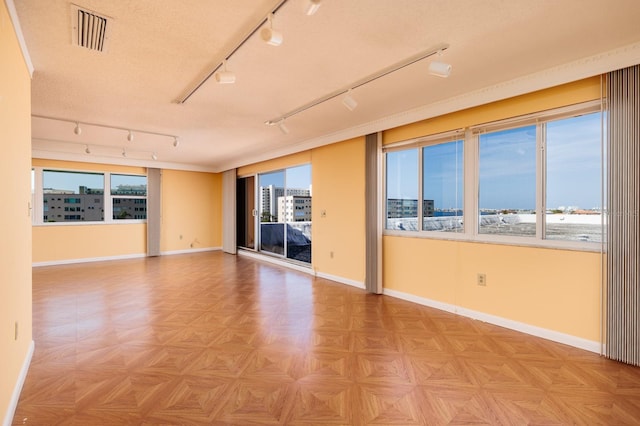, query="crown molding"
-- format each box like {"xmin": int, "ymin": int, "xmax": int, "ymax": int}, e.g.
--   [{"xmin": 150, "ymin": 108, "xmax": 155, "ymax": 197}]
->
[
  {"xmin": 4, "ymin": 0, "xmax": 34, "ymax": 77},
  {"xmin": 219, "ymin": 40, "xmax": 640, "ymax": 172}
]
